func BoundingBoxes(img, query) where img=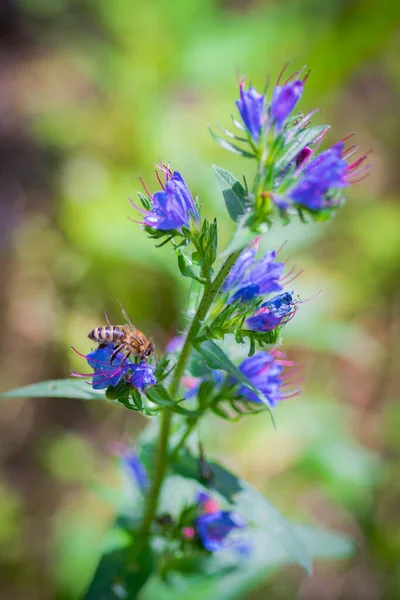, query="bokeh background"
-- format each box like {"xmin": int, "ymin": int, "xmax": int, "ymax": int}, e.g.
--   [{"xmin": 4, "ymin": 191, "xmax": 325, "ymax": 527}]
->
[{"xmin": 1, "ymin": 0, "xmax": 400, "ymax": 598}]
